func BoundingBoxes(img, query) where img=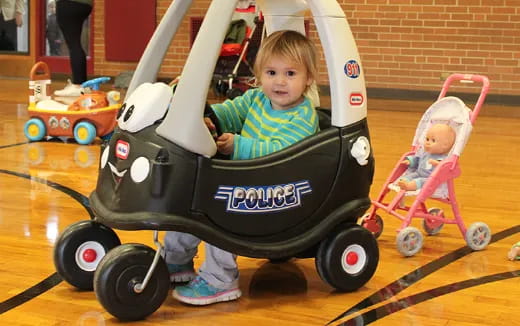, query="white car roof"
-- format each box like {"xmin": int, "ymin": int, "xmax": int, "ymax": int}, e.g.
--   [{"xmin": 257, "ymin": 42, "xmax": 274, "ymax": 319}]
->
[{"xmin": 127, "ymin": 0, "xmax": 367, "ymax": 157}]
